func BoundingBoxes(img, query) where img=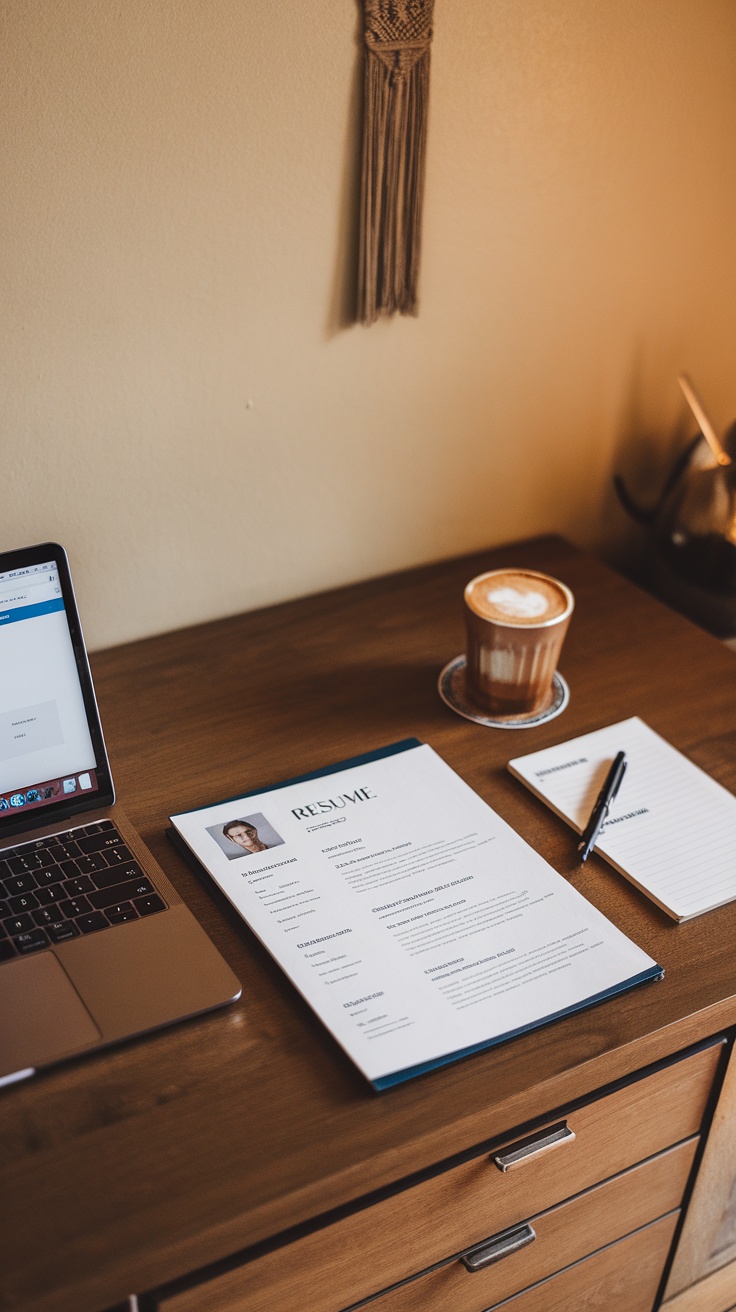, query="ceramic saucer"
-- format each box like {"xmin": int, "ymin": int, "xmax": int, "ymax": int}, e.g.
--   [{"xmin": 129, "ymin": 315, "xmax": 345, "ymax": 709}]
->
[{"xmin": 437, "ymin": 655, "xmax": 569, "ymax": 729}]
